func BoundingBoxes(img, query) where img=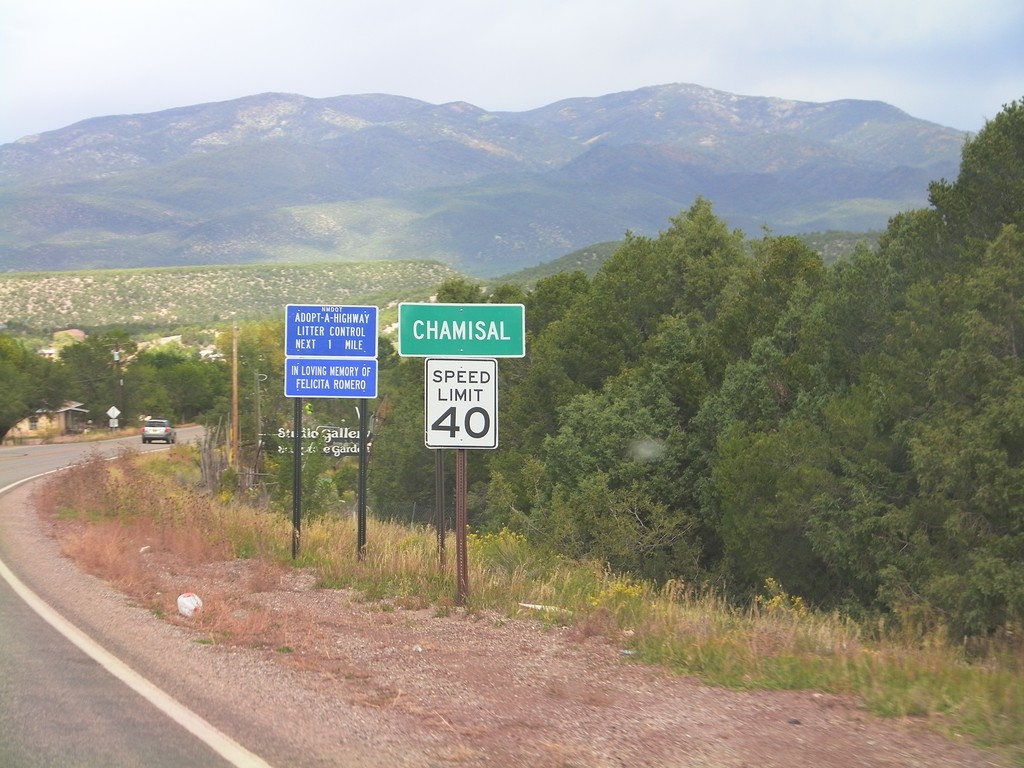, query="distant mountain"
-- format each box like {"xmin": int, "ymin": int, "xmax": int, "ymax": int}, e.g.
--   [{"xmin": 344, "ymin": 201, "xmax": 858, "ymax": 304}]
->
[{"xmin": 0, "ymin": 83, "xmax": 967, "ymax": 276}]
